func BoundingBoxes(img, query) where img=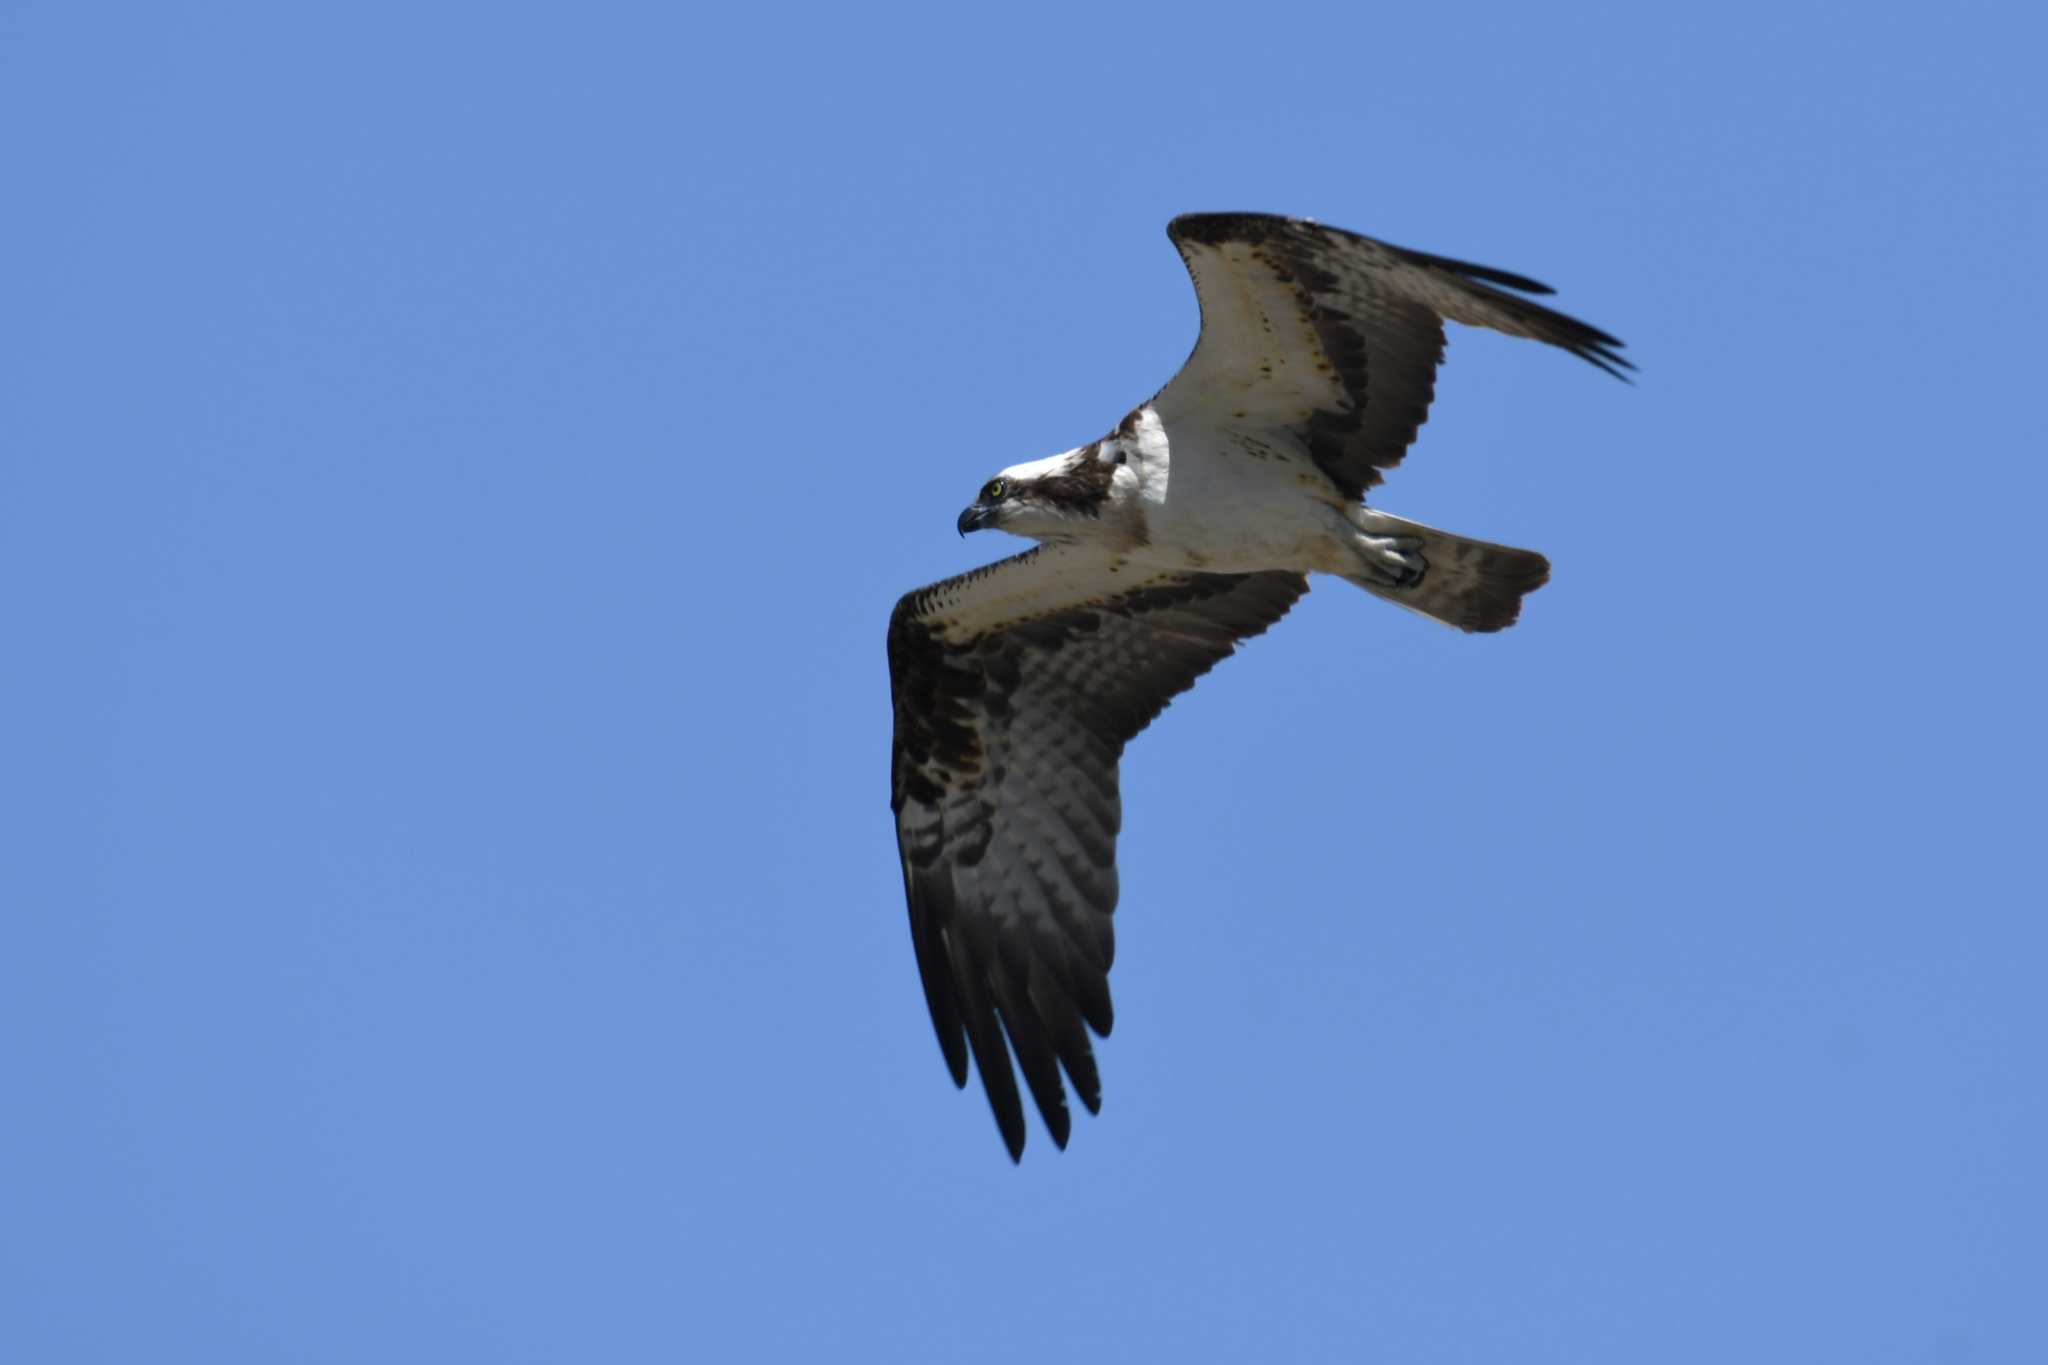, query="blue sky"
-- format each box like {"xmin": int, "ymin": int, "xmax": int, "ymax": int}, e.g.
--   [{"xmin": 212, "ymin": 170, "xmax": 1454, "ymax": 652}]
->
[{"xmin": 4, "ymin": 2, "xmax": 2043, "ymax": 1360}]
